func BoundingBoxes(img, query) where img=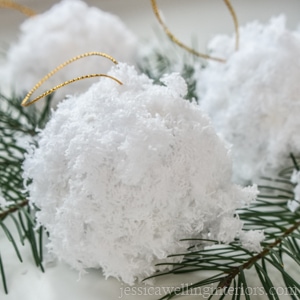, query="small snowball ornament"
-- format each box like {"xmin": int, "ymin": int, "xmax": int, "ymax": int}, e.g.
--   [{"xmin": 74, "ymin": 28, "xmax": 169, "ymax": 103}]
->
[
  {"xmin": 23, "ymin": 63, "xmax": 256, "ymax": 284},
  {"xmin": 0, "ymin": 0, "xmax": 137, "ymax": 104},
  {"xmin": 196, "ymin": 15, "xmax": 300, "ymax": 184}
]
